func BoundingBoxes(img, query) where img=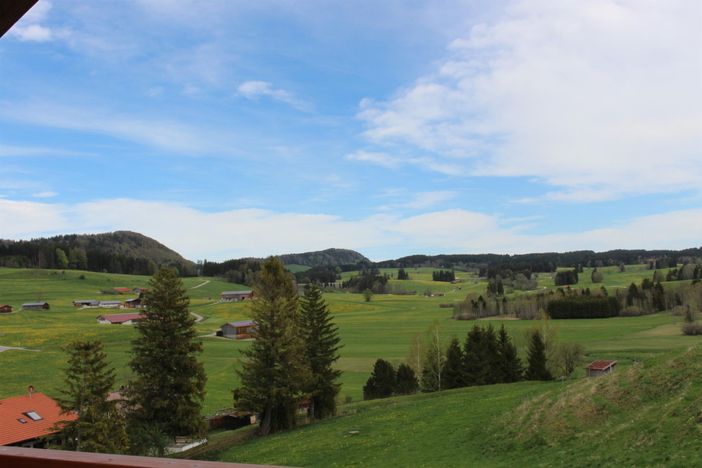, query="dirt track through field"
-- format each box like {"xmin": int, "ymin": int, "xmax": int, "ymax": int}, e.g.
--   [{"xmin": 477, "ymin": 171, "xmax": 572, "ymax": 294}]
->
[{"xmin": 190, "ymin": 280, "xmax": 211, "ymax": 289}]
